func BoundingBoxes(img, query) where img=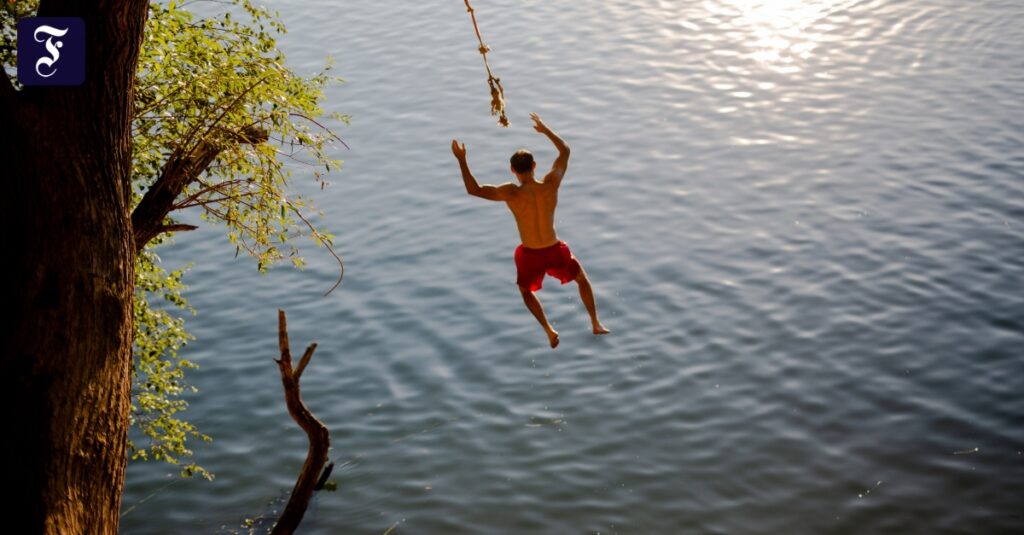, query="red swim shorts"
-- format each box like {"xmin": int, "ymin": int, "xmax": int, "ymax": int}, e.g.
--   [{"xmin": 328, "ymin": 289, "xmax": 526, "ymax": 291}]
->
[{"xmin": 514, "ymin": 240, "xmax": 582, "ymax": 292}]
